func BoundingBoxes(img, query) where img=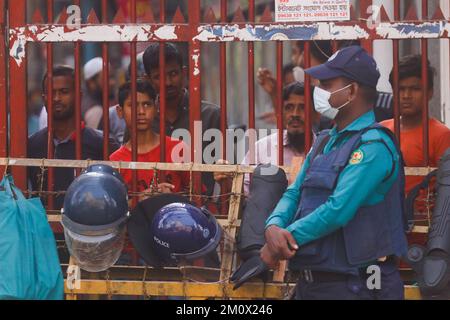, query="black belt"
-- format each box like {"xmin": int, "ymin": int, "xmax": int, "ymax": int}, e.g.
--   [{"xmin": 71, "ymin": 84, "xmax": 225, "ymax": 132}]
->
[
  {"xmin": 300, "ymin": 270, "xmax": 349, "ymax": 284},
  {"xmin": 300, "ymin": 256, "xmax": 398, "ymax": 284}
]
